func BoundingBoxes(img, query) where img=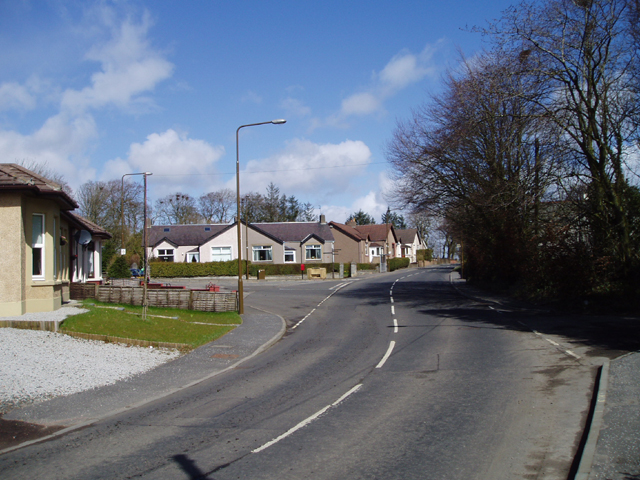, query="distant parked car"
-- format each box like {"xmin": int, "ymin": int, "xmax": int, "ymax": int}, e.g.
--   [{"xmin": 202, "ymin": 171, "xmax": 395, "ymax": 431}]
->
[{"xmin": 130, "ymin": 268, "xmax": 142, "ymax": 277}]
